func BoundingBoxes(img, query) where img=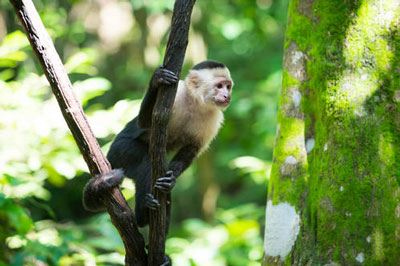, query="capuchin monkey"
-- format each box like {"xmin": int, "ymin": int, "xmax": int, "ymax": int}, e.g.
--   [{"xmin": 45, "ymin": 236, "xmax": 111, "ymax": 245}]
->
[{"xmin": 83, "ymin": 60, "xmax": 233, "ymax": 228}]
